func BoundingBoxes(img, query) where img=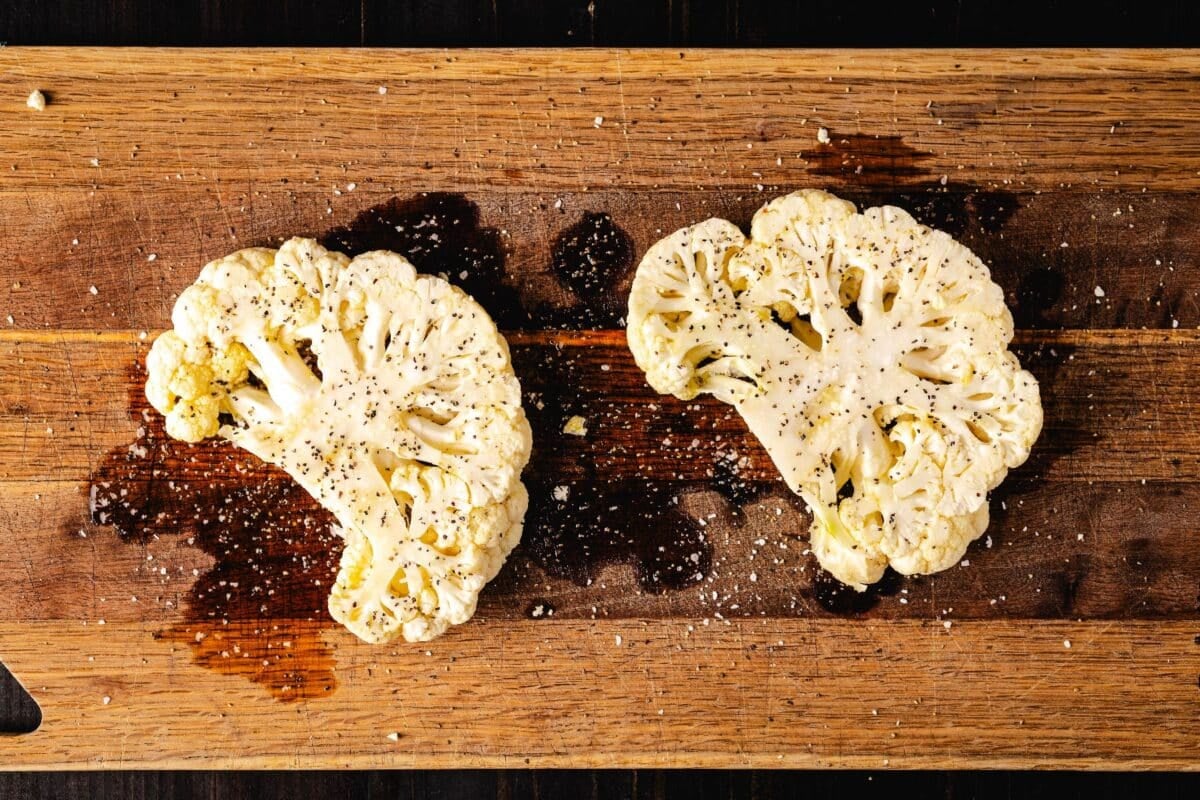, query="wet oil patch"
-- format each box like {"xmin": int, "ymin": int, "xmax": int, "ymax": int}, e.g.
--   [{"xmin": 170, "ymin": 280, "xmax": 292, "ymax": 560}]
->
[
  {"xmin": 320, "ymin": 192, "xmax": 528, "ymax": 328},
  {"xmin": 86, "ymin": 365, "xmax": 339, "ymax": 701},
  {"xmin": 539, "ymin": 211, "xmax": 635, "ymax": 329},
  {"xmin": 1013, "ymin": 267, "xmax": 1066, "ymax": 329},
  {"xmin": 812, "ymin": 567, "xmax": 905, "ymax": 615},
  {"xmin": 522, "ymin": 478, "xmax": 710, "ymax": 592},
  {"xmin": 802, "ymin": 130, "xmax": 1022, "ymax": 237},
  {"xmin": 801, "ymin": 132, "xmax": 932, "ymax": 186},
  {"xmin": 710, "ymin": 451, "xmax": 766, "ymax": 509},
  {"xmin": 510, "ymin": 344, "xmax": 714, "ymax": 592}
]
